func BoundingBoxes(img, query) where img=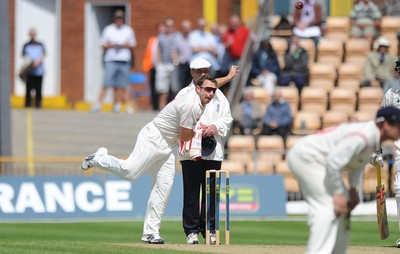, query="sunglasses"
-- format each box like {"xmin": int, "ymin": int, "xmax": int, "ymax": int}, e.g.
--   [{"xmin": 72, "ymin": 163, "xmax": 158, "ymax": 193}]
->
[{"xmin": 200, "ymin": 86, "xmax": 217, "ymax": 93}]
